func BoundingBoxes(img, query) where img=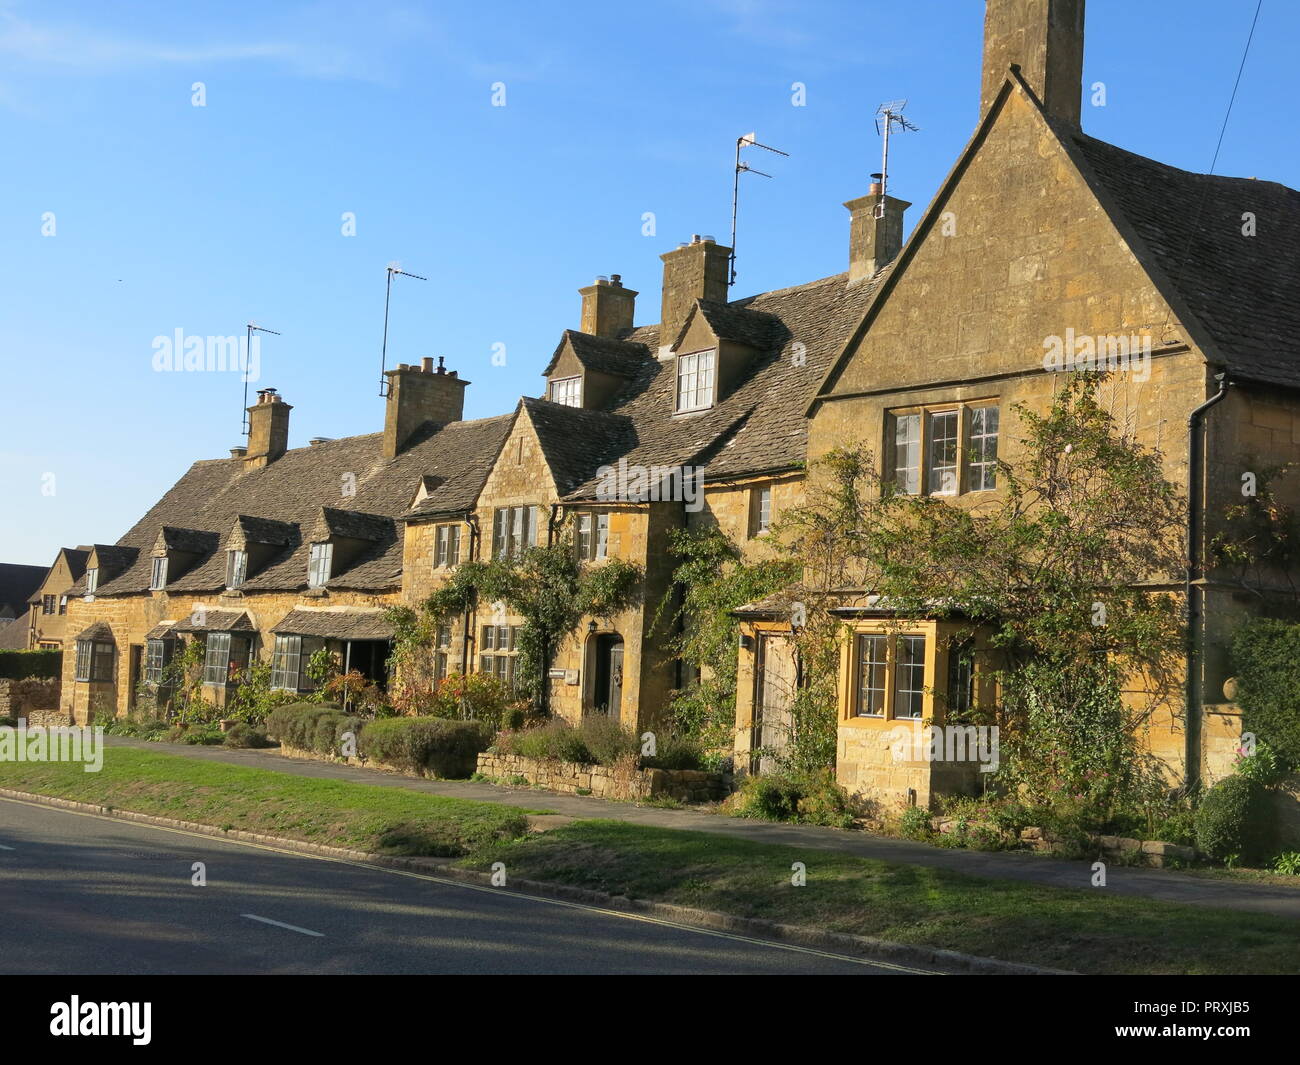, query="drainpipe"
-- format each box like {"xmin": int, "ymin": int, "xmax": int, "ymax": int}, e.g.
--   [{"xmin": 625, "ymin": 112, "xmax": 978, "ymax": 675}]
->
[
  {"xmin": 462, "ymin": 514, "xmax": 480, "ymax": 676},
  {"xmin": 1185, "ymin": 371, "xmax": 1230, "ymax": 791}
]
